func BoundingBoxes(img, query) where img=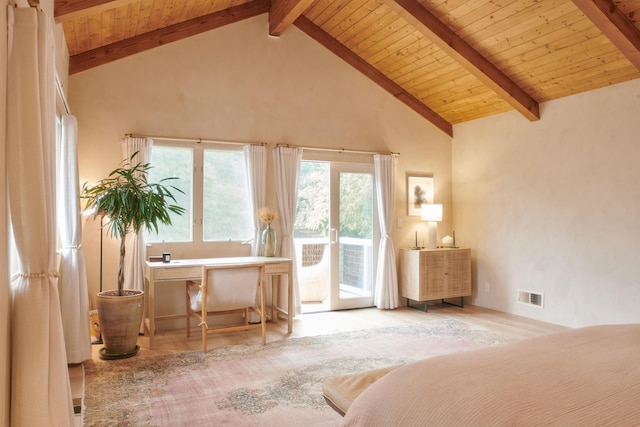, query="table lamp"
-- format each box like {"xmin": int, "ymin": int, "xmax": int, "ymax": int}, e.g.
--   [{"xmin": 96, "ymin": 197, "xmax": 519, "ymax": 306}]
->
[{"xmin": 421, "ymin": 203, "xmax": 442, "ymax": 249}]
